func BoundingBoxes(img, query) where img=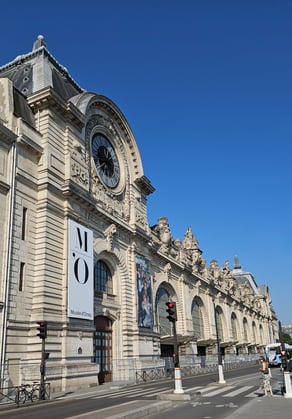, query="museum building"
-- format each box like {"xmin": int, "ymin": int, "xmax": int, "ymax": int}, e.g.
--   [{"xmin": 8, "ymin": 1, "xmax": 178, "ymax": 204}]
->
[{"xmin": 0, "ymin": 36, "xmax": 278, "ymax": 392}]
